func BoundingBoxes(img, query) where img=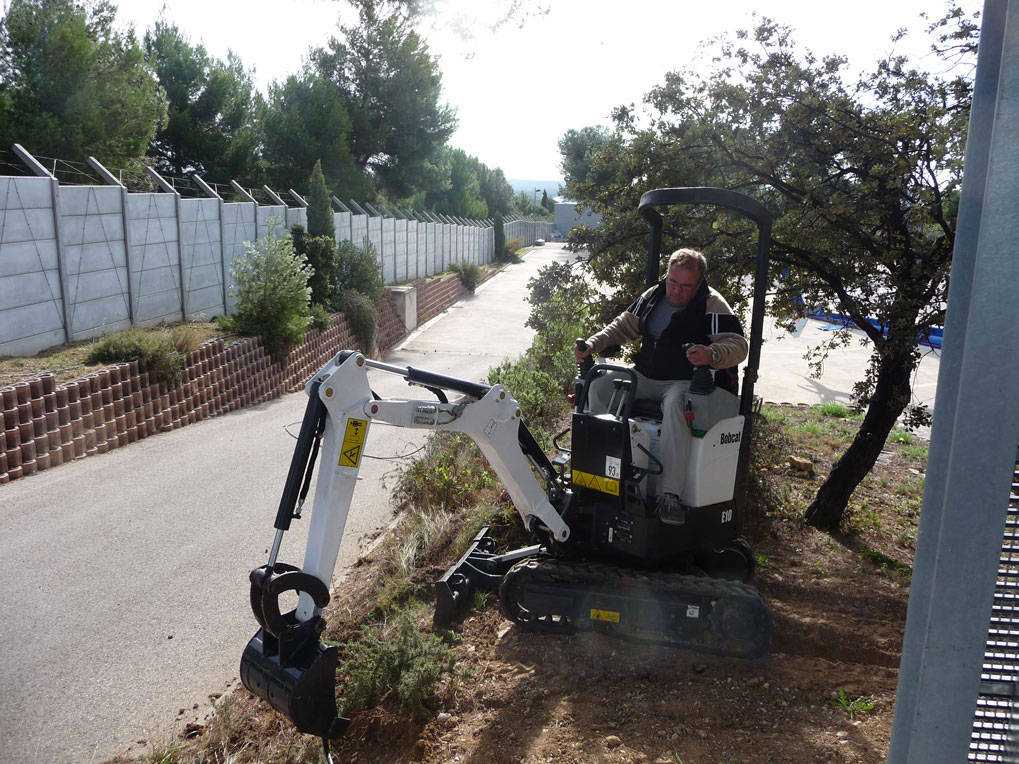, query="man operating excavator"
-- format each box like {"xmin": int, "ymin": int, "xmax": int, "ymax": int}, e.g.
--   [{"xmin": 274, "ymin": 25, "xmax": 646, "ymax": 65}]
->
[{"xmin": 574, "ymin": 248, "xmax": 748, "ymax": 526}]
